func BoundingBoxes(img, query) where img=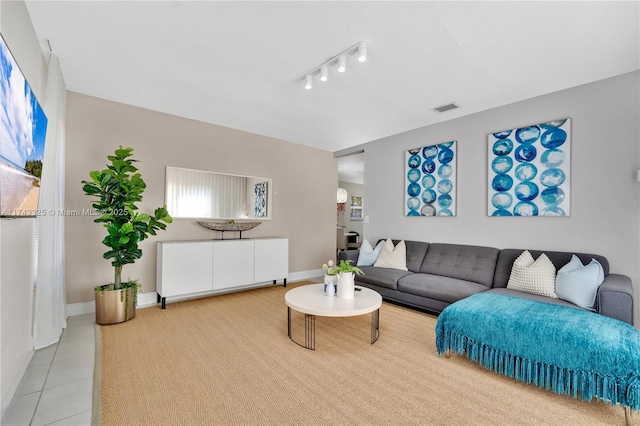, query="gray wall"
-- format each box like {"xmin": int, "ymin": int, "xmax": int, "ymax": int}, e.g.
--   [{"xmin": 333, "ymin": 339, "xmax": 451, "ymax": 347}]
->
[{"xmin": 362, "ymin": 71, "xmax": 640, "ymax": 327}]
